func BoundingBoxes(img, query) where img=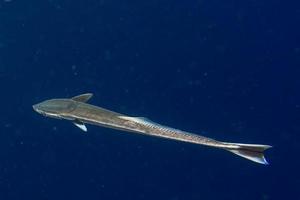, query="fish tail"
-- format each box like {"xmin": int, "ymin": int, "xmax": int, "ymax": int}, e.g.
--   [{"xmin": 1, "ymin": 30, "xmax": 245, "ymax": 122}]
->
[{"xmin": 222, "ymin": 142, "xmax": 272, "ymax": 165}]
